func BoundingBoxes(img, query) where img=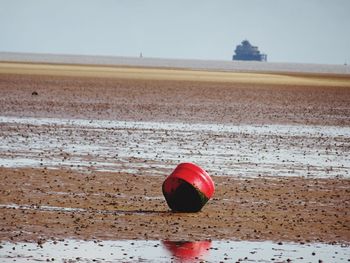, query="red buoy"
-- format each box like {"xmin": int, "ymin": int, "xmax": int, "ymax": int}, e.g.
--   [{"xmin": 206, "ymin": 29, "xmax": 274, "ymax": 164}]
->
[{"xmin": 162, "ymin": 163, "xmax": 215, "ymax": 212}]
